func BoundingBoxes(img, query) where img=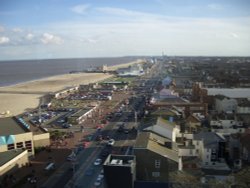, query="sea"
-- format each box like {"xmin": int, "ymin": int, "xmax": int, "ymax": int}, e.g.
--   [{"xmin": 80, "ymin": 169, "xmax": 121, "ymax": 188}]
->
[{"xmin": 0, "ymin": 57, "xmax": 139, "ymax": 87}]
